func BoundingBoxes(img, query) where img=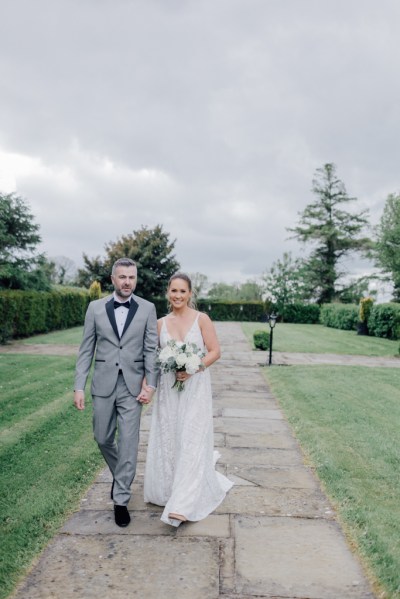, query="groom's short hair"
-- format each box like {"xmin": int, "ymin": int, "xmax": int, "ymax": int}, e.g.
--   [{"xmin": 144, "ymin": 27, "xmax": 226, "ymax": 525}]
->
[{"xmin": 111, "ymin": 258, "xmax": 137, "ymax": 274}]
